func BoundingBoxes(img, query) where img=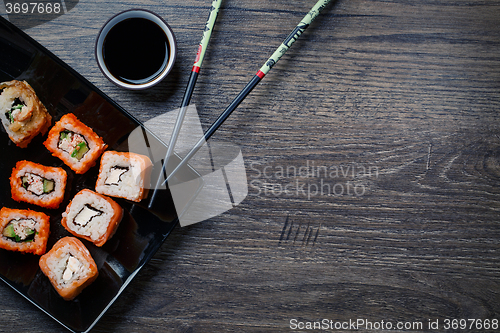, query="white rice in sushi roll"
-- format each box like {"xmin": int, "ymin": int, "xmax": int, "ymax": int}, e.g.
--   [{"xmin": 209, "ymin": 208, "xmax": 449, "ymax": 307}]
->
[
  {"xmin": 61, "ymin": 189, "xmax": 123, "ymax": 247},
  {"xmin": 95, "ymin": 151, "xmax": 152, "ymax": 202},
  {"xmin": 10, "ymin": 160, "xmax": 67, "ymax": 209},
  {"xmin": 39, "ymin": 237, "xmax": 98, "ymax": 300},
  {"xmin": 43, "ymin": 243, "xmax": 92, "ymax": 287},
  {"xmin": 0, "ymin": 80, "xmax": 51, "ymax": 148}
]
